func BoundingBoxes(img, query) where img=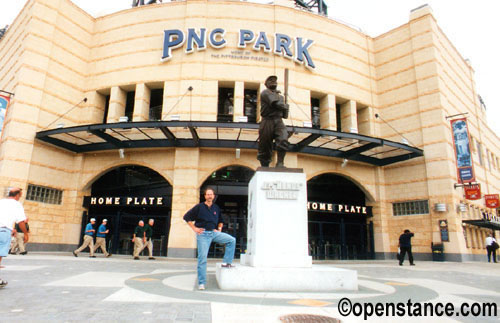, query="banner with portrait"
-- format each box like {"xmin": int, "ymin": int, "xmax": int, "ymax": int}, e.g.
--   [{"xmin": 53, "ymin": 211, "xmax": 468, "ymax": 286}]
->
[
  {"xmin": 0, "ymin": 94, "xmax": 10, "ymax": 139},
  {"xmin": 450, "ymin": 118, "xmax": 475, "ymax": 183}
]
